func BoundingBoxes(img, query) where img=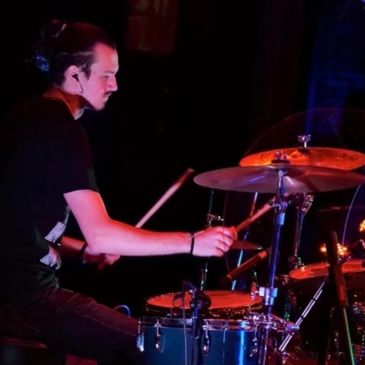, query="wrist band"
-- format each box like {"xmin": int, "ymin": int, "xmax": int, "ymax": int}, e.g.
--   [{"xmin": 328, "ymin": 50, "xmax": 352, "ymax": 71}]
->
[
  {"xmin": 189, "ymin": 233, "xmax": 195, "ymax": 255},
  {"xmin": 79, "ymin": 241, "xmax": 88, "ymax": 262}
]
